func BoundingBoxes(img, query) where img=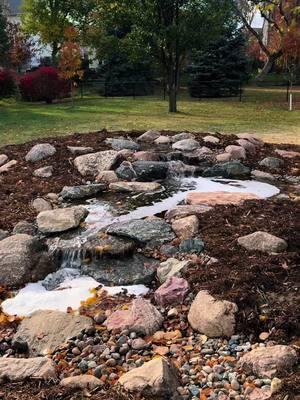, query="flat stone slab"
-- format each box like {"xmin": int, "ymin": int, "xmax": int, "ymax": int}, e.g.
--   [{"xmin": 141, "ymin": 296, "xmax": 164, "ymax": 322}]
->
[
  {"xmin": 0, "ymin": 357, "xmax": 57, "ymax": 382},
  {"xmin": 105, "ymin": 138, "xmax": 140, "ymax": 151},
  {"xmin": 109, "ymin": 181, "xmax": 162, "ymax": 193},
  {"xmin": 14, "ymin": 310, "xmax": 93, "ymax": 356},
  {"xmin": 67, "ymin": 146, "xmax": 94, "ymax": 155},
  {"xmin": 186, "ymin": 192, "xmax": 259, "ymax": 206},
  {"xmin": 60, "ymin": 184, "xmax": 107, "ymax": 200},
  {"xmin": 37, "ymin": 206, "xmax": 88, "ymax": 233},
  {"xmin": 165, "ymin": 205, "xmax": 212, "ymax": 221},
  {"xmin": 74, "ymin": 150, "xmax": 119, "ymax": 177}
]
